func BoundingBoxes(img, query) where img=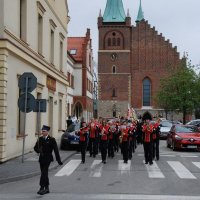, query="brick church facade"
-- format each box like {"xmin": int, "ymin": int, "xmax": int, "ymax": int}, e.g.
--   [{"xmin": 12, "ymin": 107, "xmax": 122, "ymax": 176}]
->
[{"xmin": 98, "ymin": 0, "xmax": 181, "ymax": 119}]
